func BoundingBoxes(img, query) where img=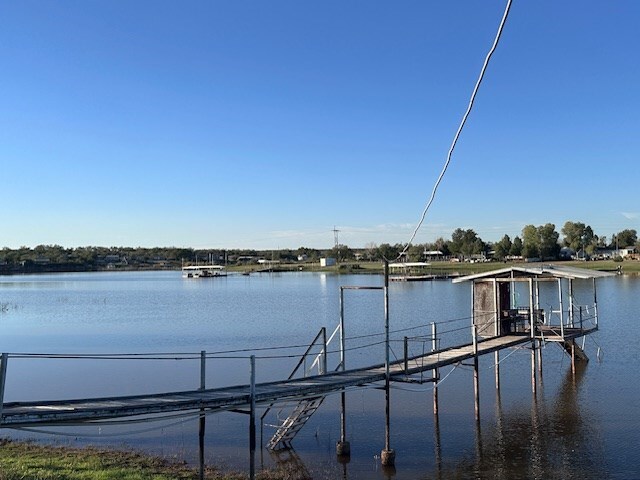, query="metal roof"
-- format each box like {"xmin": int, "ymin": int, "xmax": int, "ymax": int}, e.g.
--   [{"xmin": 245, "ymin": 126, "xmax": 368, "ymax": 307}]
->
[
  {"xmin": 389, "ymin": 262, "xmax": 431, "ymax": 268},
  {"xmin": 452, "ymin": 264, "xmax": 615, "ymax": 283}
]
